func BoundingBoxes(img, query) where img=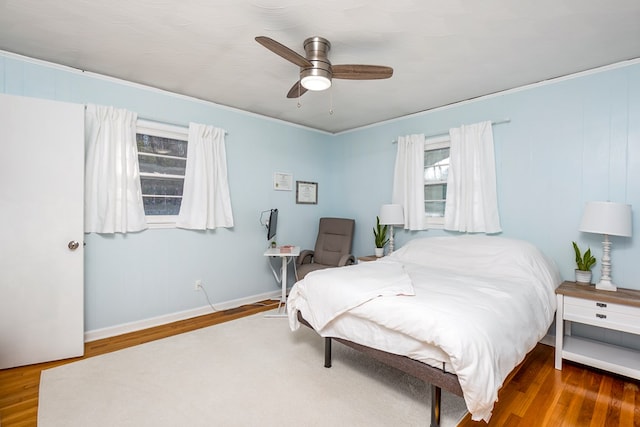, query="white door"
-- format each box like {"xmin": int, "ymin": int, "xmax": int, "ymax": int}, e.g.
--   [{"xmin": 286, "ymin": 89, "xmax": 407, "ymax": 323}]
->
[{"xmin": 0, "ymin": 93, "xmax": 85, "ymax": 369}]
